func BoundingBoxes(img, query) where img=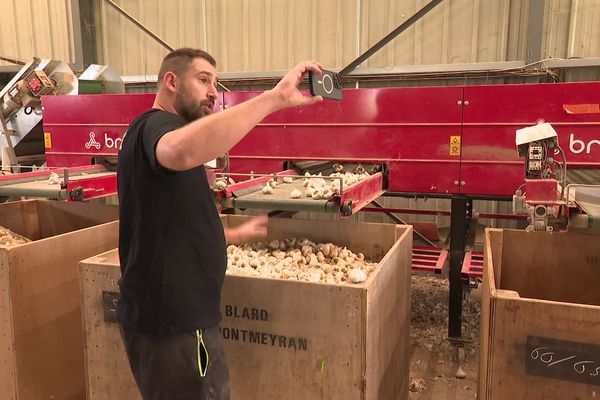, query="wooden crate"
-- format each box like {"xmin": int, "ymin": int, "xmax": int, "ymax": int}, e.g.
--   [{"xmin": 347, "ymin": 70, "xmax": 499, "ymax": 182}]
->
[
  {"xmin": 479, "ymin": 228, "xmax": 600, "ymax": 400},
  {"xmin": 0, "ymin": 200, "xmax": 119, "ymax": 400},
  {"xmin": 80, "ymin": 216, "xmax": 412, "ymax": 400}
]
